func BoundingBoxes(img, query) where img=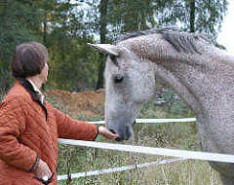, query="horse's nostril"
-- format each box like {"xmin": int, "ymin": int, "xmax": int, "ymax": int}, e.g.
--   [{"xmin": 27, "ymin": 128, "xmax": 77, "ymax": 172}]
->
[
  {"xmin": 115, "ymin": 137, "xmax": 121, "ymax": 142},
  {"xmin": 133, "ymin": 120, "xmax": 136, "ymax": 125},
  {"xmin": 109, "ymin": 129, "xmax": 116, "ymax": 134}
]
